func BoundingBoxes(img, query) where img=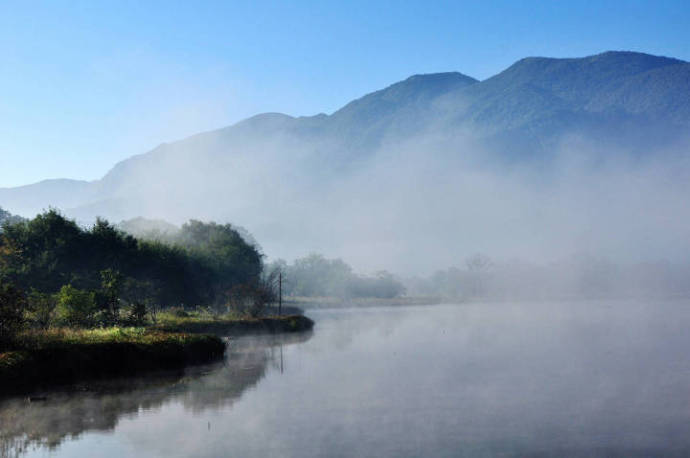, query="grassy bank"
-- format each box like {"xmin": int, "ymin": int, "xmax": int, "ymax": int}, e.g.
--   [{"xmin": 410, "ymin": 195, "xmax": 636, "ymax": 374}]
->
[
  {"xmin": 154, "ymin": 312, "xmax": 315, "ymax": 335},
  {"xmin": 0, "ymin": 310, "xmax": 315, "ymax": 395},
  {"xmin": 0, "ymin": 328, "xmax": 225, "ymax": 394}
]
